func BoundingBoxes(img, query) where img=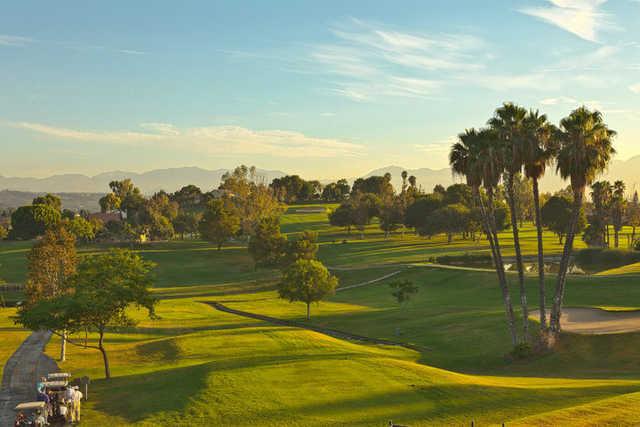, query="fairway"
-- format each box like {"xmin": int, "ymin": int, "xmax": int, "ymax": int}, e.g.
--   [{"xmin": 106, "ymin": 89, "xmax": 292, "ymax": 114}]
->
[{"xmin": 3, "ymin": 206, "xmax": 640, "ymax": 425}]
